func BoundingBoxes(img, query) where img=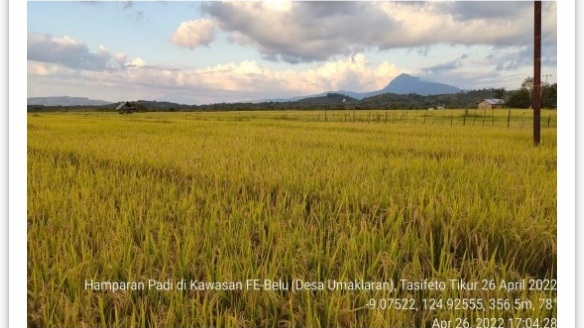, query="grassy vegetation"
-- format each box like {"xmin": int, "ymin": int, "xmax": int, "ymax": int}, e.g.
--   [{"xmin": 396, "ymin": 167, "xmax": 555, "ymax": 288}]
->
[{"xmin": 28, "ymin": 110, "xmax": 556, "ymax": 327}]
